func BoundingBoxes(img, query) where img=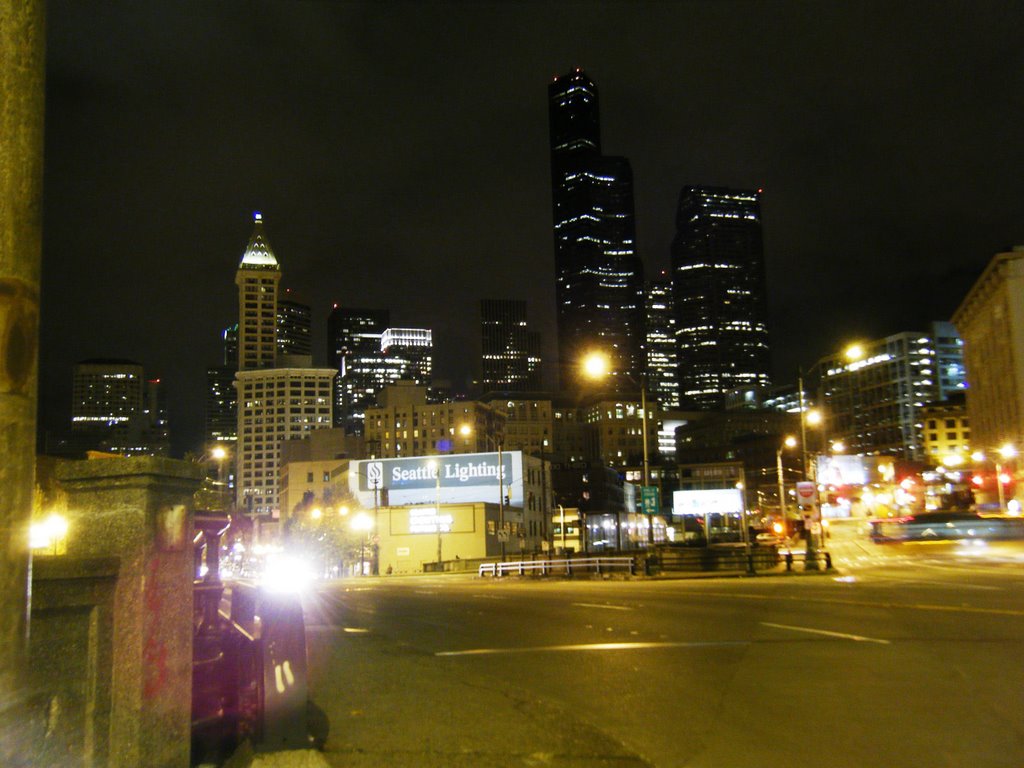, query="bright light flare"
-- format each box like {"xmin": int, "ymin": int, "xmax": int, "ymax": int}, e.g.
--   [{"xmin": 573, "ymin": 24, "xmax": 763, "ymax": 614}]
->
[
  {"xmin": 30, "ymin": 514, "xmax": 69, "ymax": 550},
  {"xmin": 581, "ymin": 351, "xmax": 610, "ymax": 380},
  {"xmin": 351, "ymin": 512, "xmax": 374, "ymax": 532},
  {"xmin": 260, "ymin": 553, "xmax": 314, "ymax": 593}
]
